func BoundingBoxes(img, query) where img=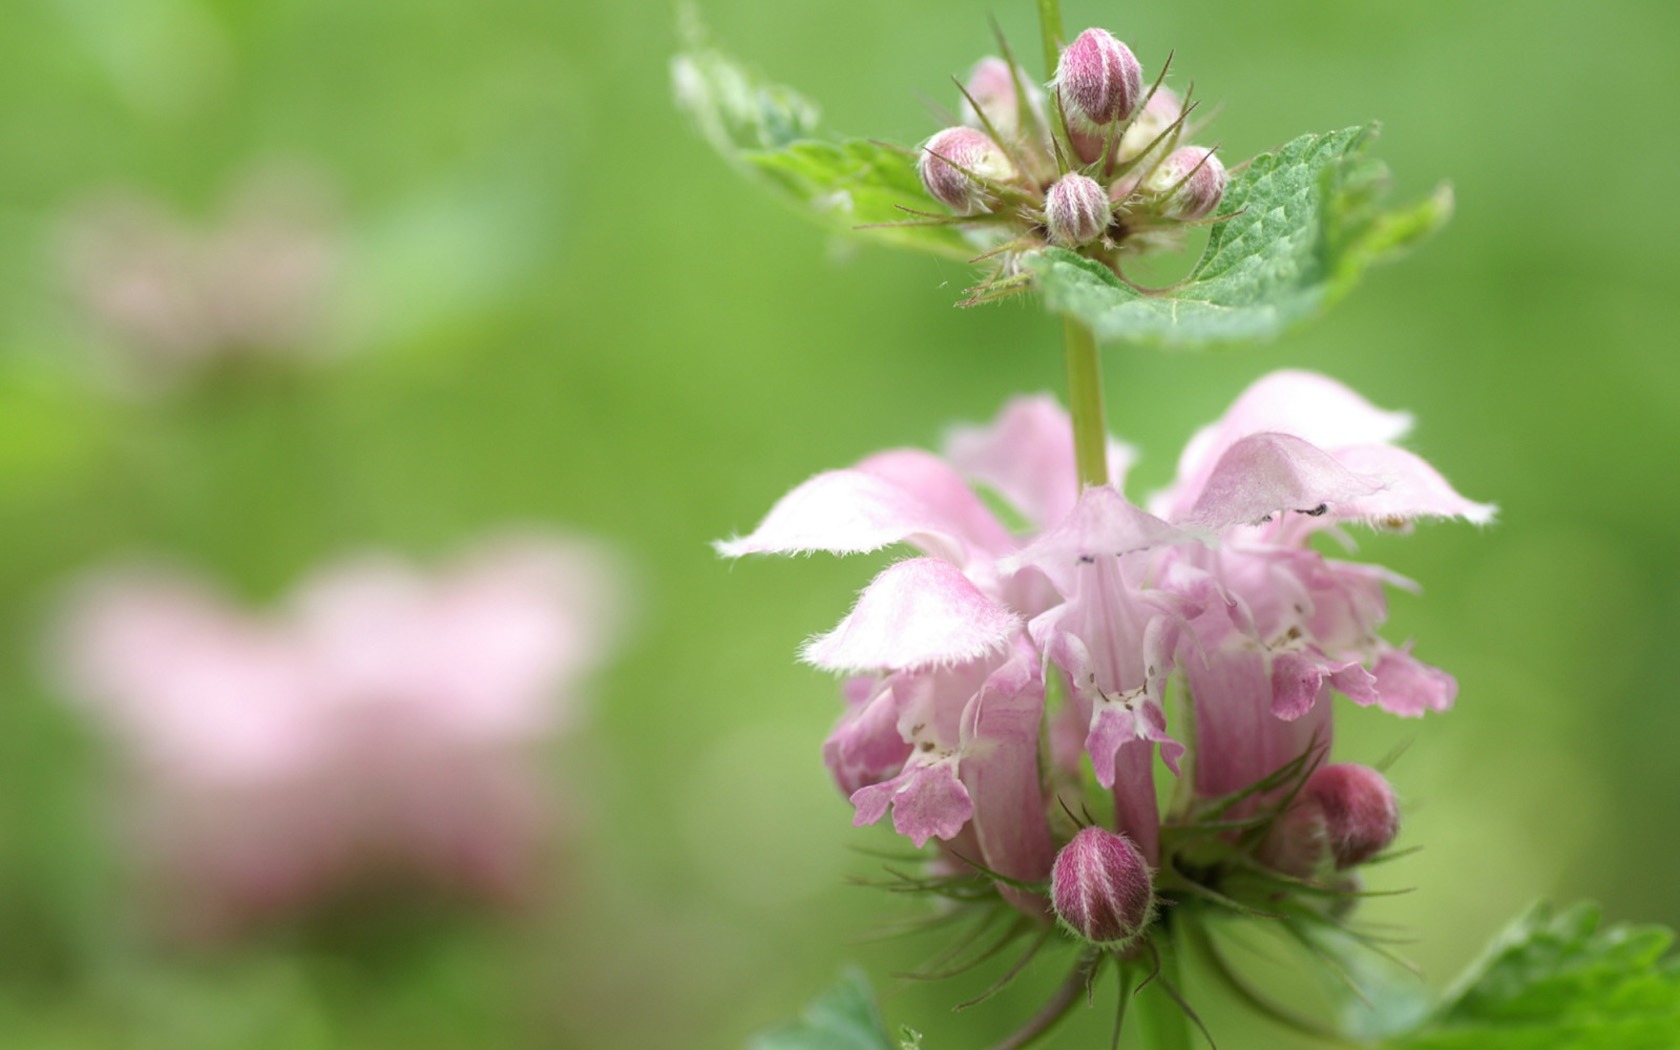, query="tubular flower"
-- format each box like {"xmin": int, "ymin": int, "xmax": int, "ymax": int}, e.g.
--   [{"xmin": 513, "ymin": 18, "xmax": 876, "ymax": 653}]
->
[{"xmin": 720, "ymin": 370, "xmax": 1490, "ymax": 924}]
